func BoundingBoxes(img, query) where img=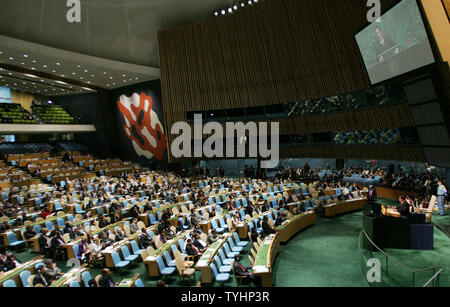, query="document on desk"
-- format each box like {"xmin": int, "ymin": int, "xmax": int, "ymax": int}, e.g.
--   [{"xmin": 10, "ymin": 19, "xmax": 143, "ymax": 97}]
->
[{"xmin": 253, "ymin": 265, "xmax": 269, "ymax": 273}]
